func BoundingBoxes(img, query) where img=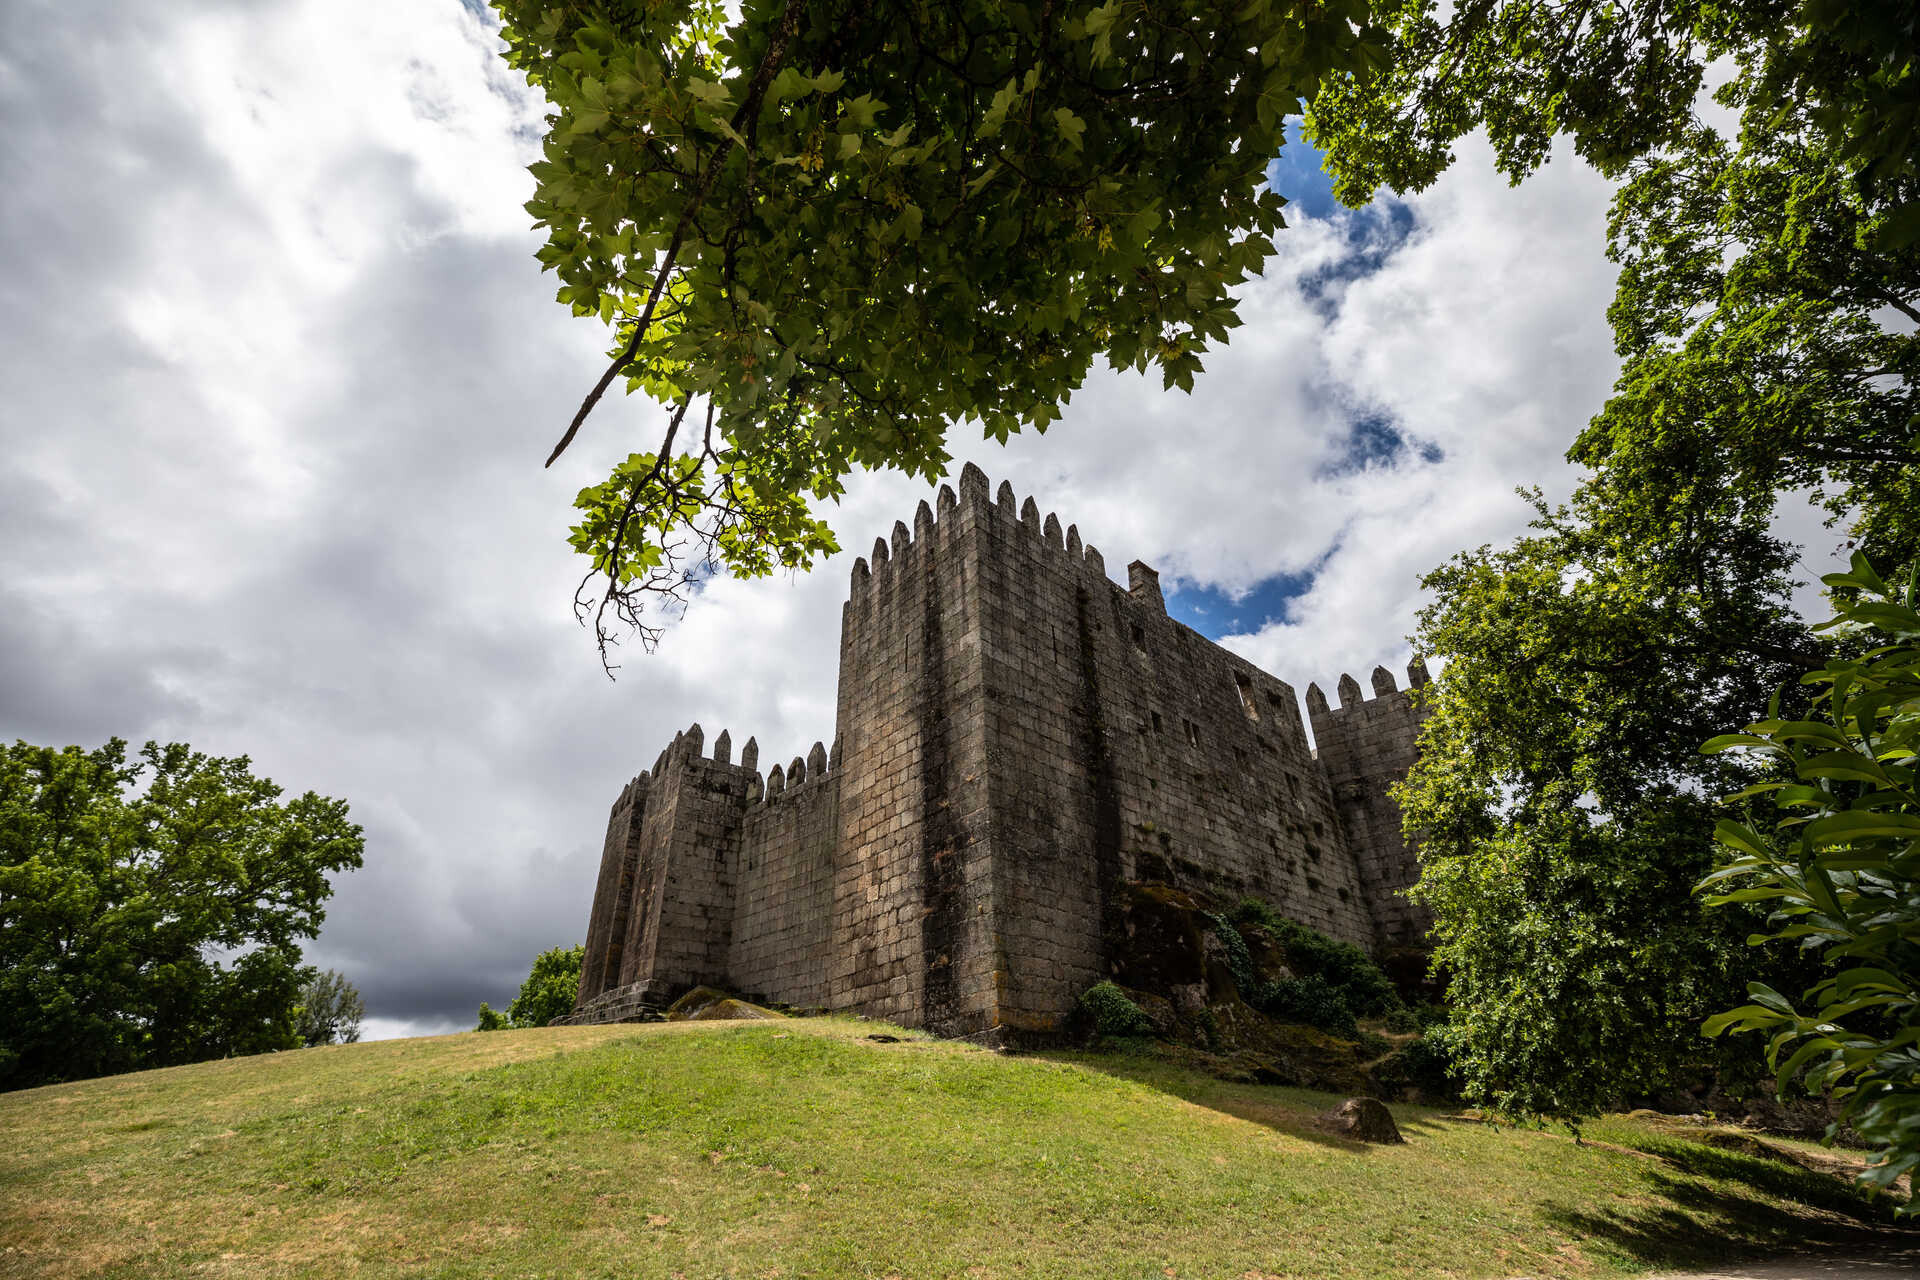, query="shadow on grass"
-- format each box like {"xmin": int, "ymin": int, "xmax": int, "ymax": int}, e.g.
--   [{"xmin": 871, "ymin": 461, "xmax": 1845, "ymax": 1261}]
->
[
  {"xmin": 1533, "ymin": 1127, "xmax": 1915, "ymax": 1271},
  {"xmin": 1622, "ymin": 1130, "xmax": 1900, "ymax": 1227},
  {"xmin": 1039, "ymin": 1044, "xmax": 1919, "ymax": 1268},
  {"xmin": 1030, "ymin": 1047, "xmax": 1461, "ymax": 1153},
  {"xmin": 1539, "ymin": 1170, "xmax": 1906, "ymax": 1271}
]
